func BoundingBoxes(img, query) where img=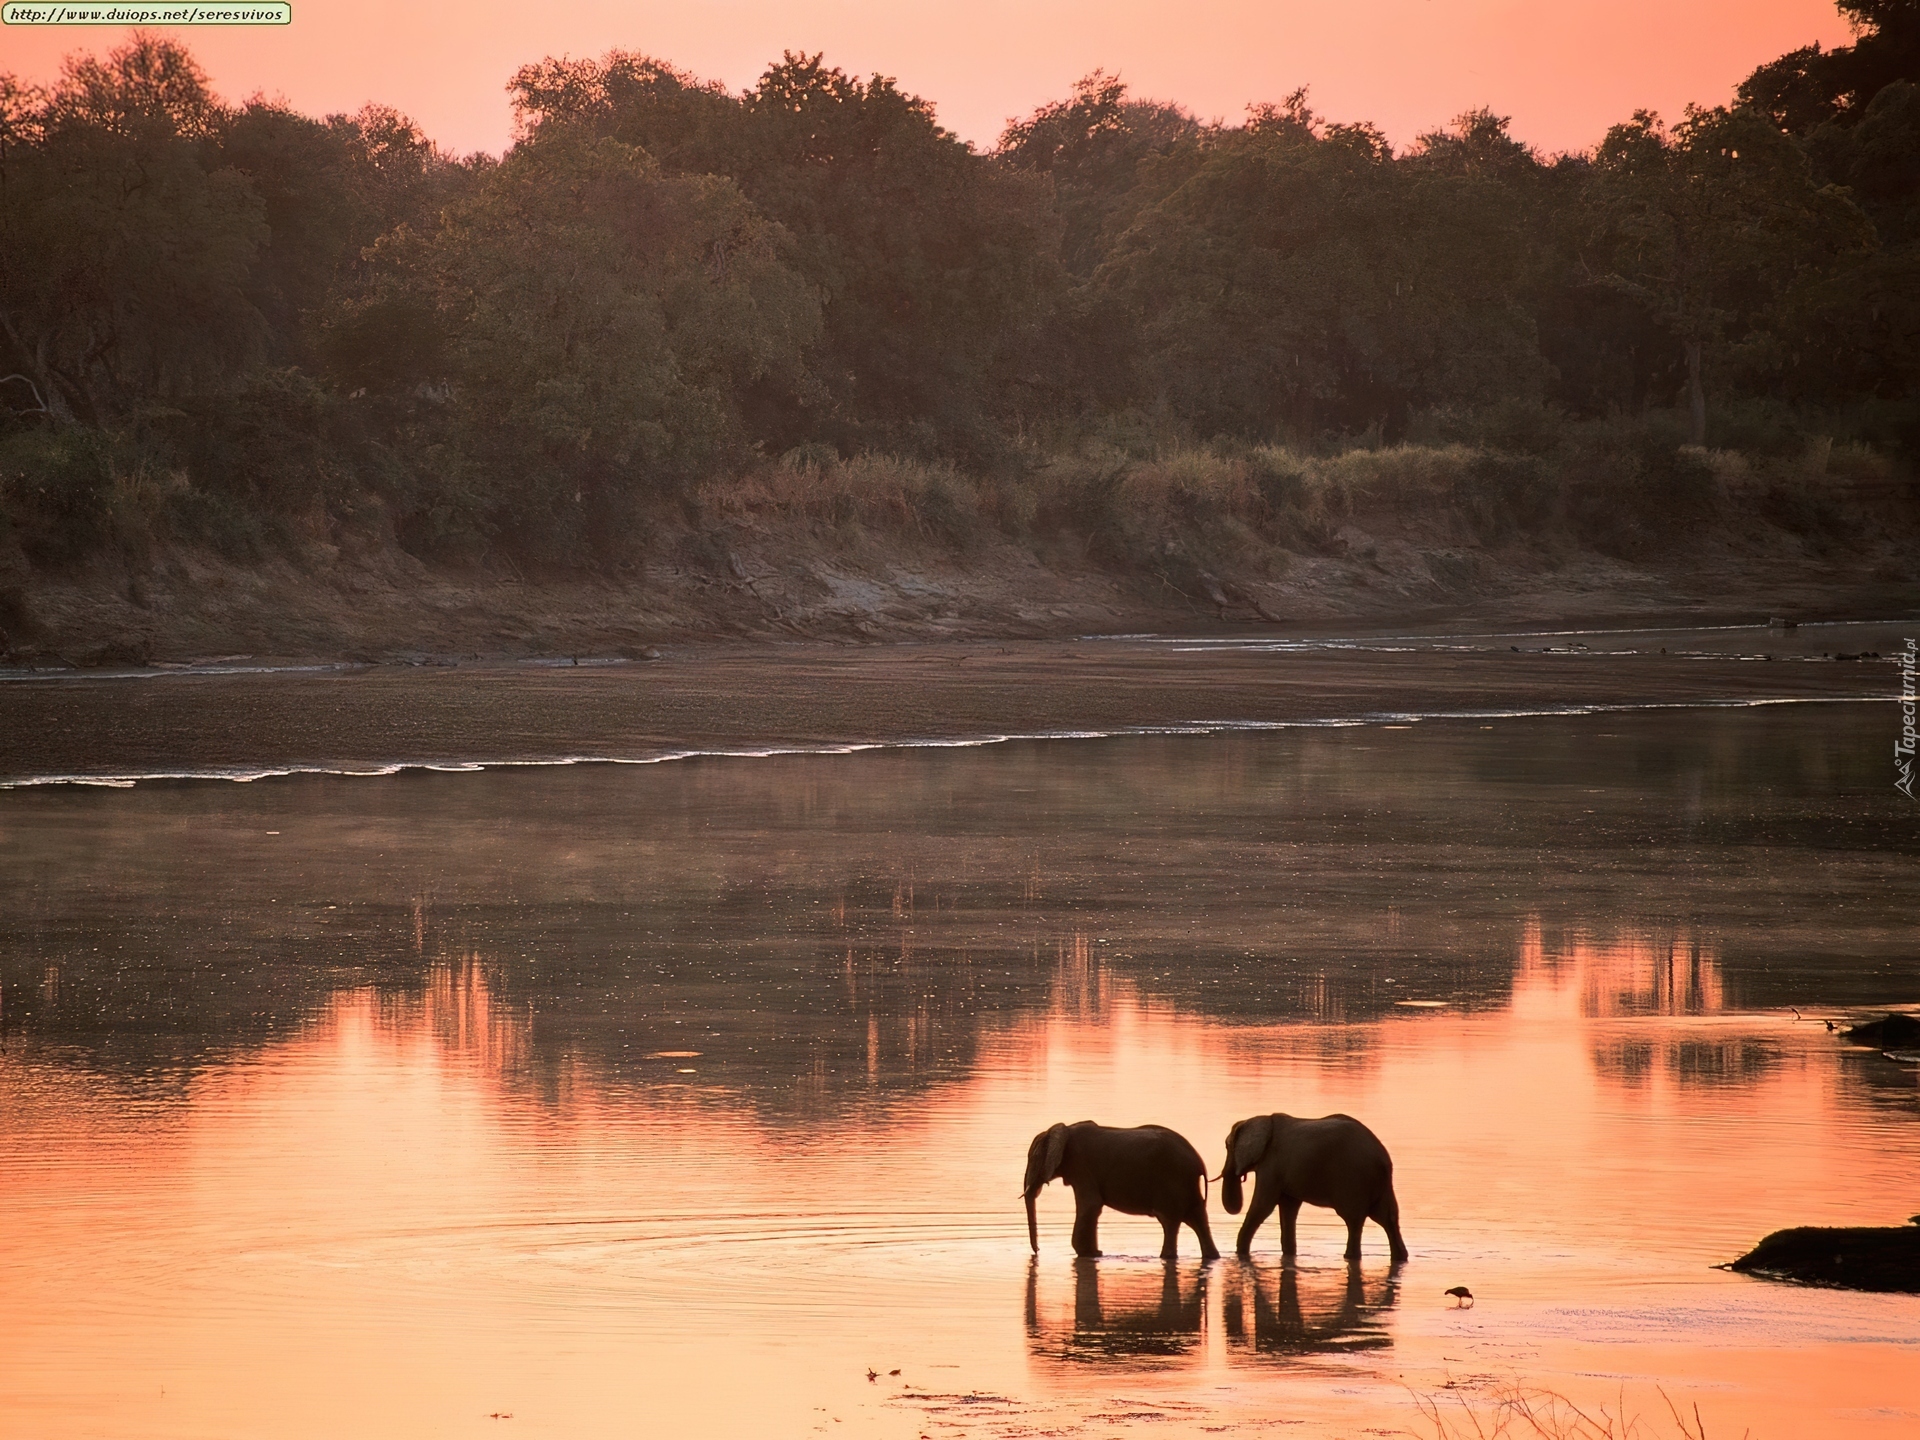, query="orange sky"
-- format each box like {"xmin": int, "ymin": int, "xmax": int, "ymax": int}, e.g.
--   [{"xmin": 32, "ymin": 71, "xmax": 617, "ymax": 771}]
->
[{"xmin": 3, "ymin": 1, "xmax": 1856, "ymax": 156}]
